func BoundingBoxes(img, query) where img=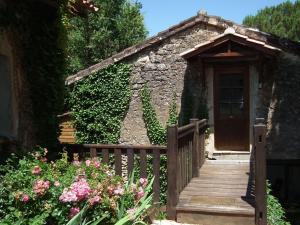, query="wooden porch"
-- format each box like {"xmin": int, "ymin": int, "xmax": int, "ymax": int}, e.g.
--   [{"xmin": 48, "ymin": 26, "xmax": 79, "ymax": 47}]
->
[
  {"xmin": 62, "ymin": 118, "xmax": 267, "ymax": 225},
  {"xmin": 167, "ymin": 118, "xmax": 266, "ymax": 225}
]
